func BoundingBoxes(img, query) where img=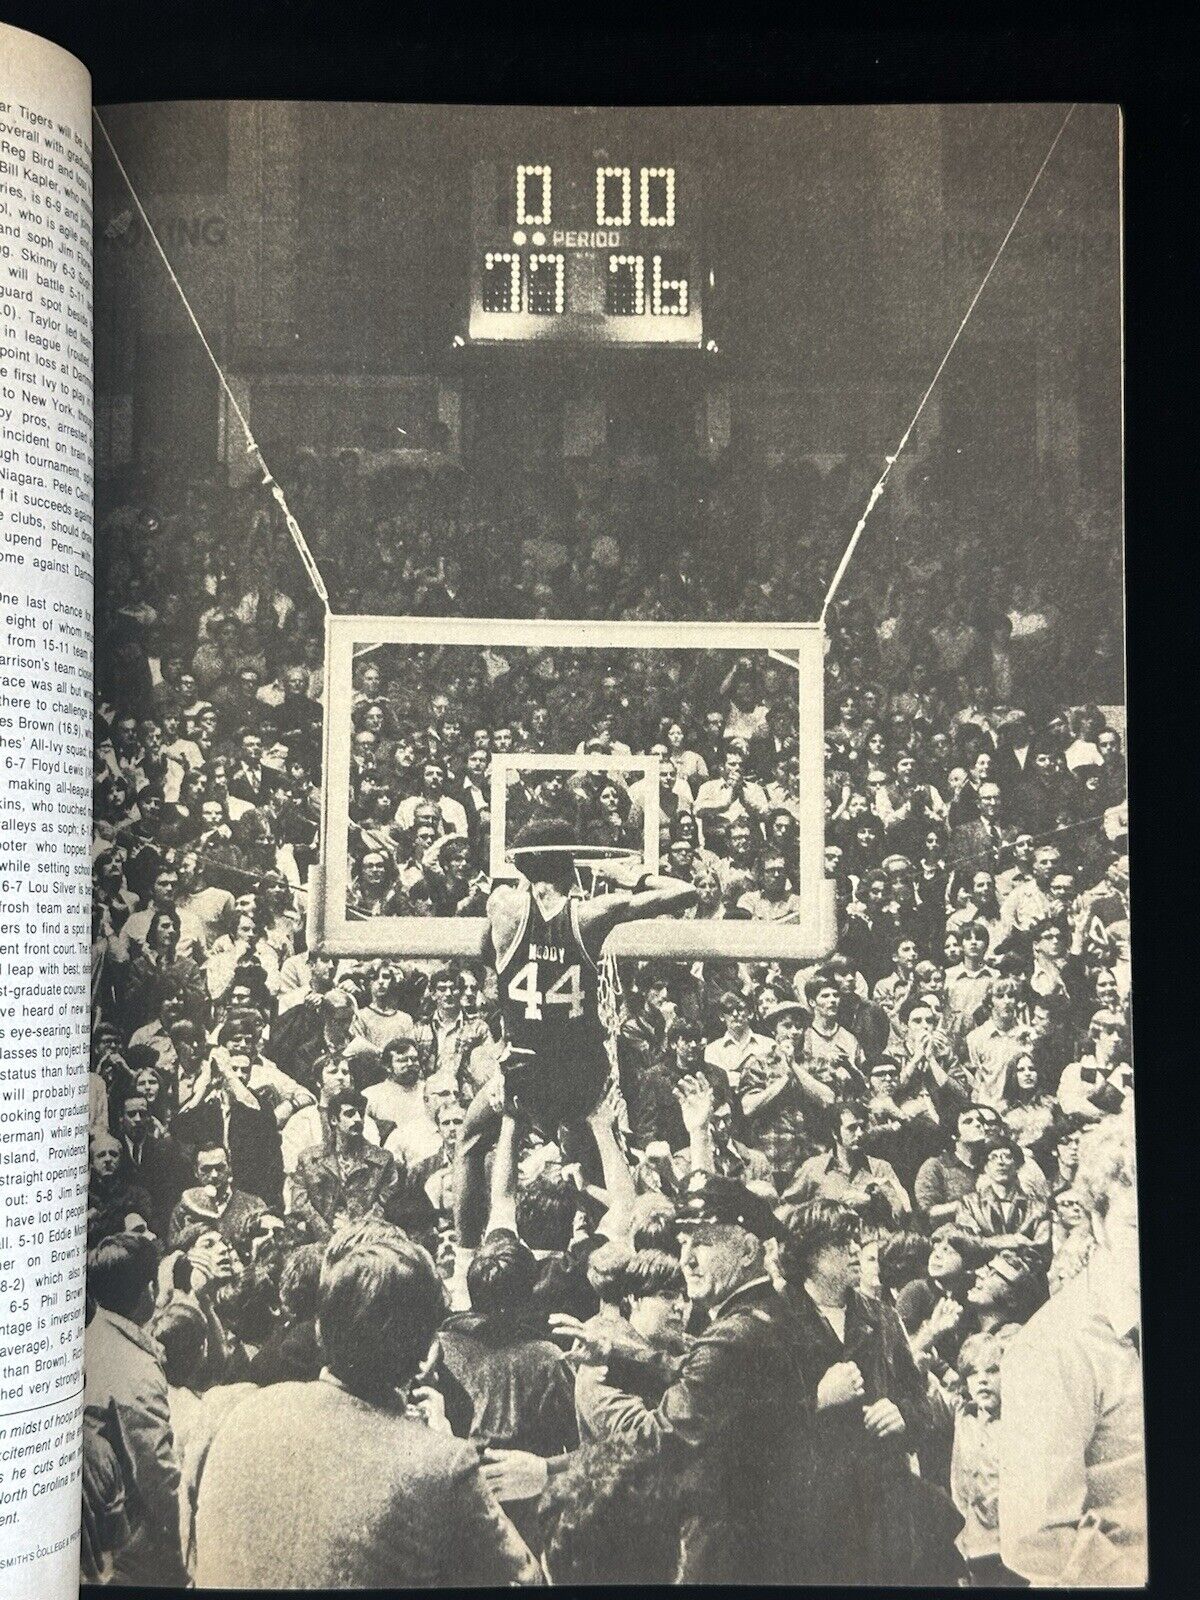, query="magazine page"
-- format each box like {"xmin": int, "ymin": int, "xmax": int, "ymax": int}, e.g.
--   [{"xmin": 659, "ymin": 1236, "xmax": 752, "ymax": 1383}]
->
[
  {"xmin": 0, "ymin": 20, "xmax": 92, "ymax": 1600},
  {"xmin": 89, "ymin": 101, "xmax": 1138, "ymax": 1588}
]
